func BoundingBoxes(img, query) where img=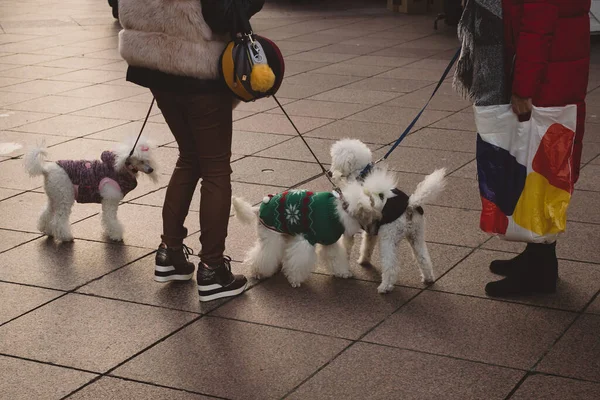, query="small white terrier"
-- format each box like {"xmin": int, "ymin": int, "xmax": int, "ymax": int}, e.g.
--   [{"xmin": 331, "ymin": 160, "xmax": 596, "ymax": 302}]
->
[
  {"xmin": 231, "ymin": 181, "xmax": 385, "ymax": 288},
  {"xmin": 330, "ymin": 138, "xmax": 447, "ymax": 293},
  {"xmin": 24, "ymin": 138, "xmax": 158, "ymax": 242}
]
